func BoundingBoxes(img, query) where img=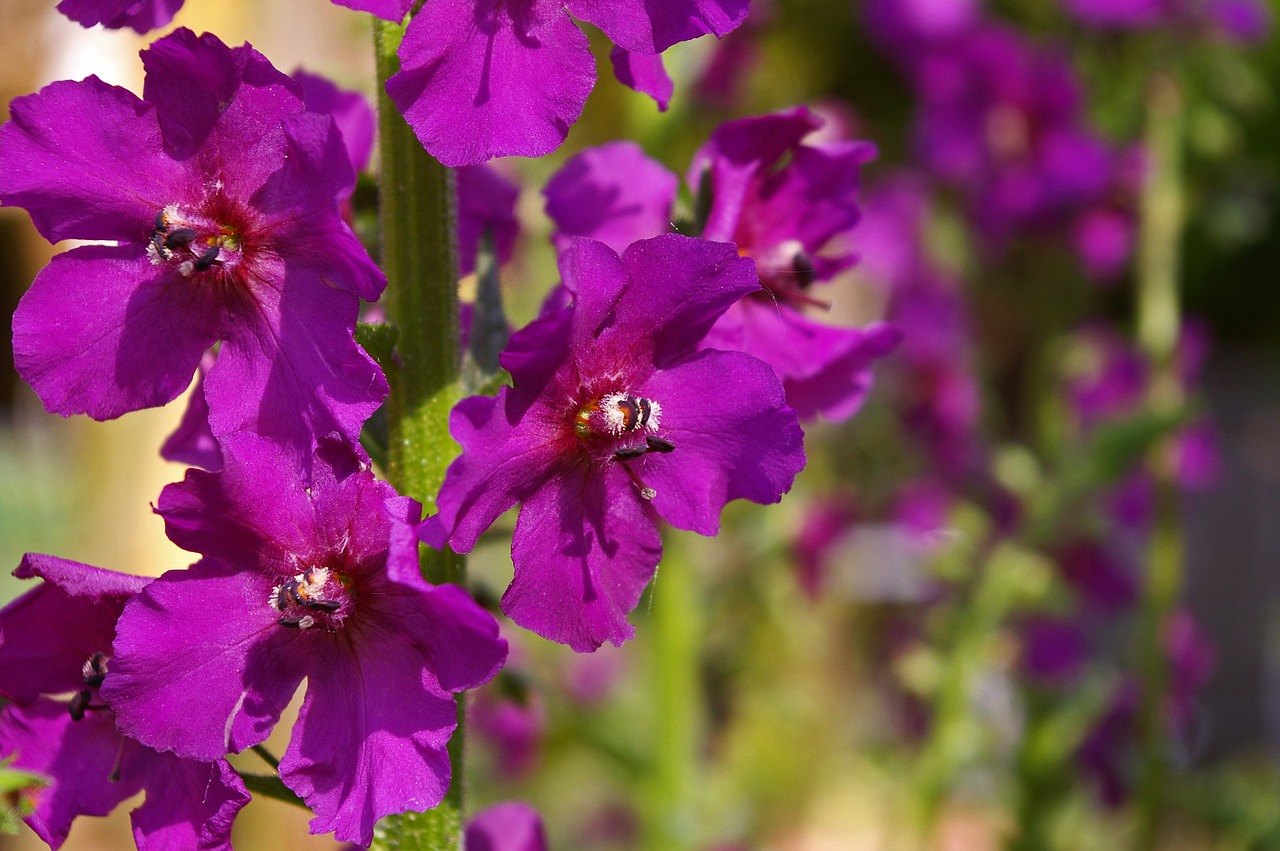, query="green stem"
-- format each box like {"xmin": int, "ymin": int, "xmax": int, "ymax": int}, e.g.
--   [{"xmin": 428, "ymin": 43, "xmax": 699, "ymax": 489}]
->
[
  {"xmin": 1133, "ymin": 72, "xmax": 1186, "ymax": 851},
  {"xmin": 642, "ymin": 537, "xmax": 701, "ymax": 851},
  {"xmin": 372, "ymin": 16, "xmax": 466, "ymax": 850}
]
